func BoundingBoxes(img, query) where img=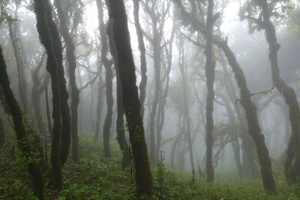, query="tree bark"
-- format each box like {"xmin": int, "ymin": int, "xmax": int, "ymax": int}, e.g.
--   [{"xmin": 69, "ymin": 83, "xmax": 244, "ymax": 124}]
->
[
  {"xmin": 34, "ymin": 0, "xmax": 71, "ymax": 190},
  {"xmin": 105, "ymin": 0, "xmax": 153, "ymax": 197}
]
